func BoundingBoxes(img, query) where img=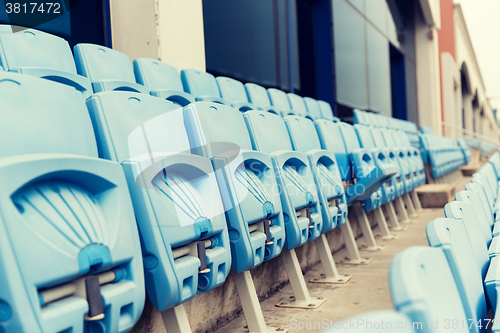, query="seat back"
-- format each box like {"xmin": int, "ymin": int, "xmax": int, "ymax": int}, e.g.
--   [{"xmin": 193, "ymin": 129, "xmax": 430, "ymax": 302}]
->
[
  {"xmin": 426, "ymin": 218, "xmax": 488, "ymax": 333},
  {"xmin": 0, "ymin": 28, "xmax": 92, "ymax": 98},
  {"xmin": 303, "ymin": 97, "xmax": 323, "ymax": 120},
  {"xmin": 443, "ymin": 201, "xmax": 490, "ymax": 278},
  {"xmin": 87, "ymin": 92, "xmax": 231, "ymax": 310},
  {"xmin": 354, "ymin": 124, "xmax": 375, "ymax": 149},
  {"xmin": 244, "ymin": 111, "xmax": 294, "ymax": 153},
  {"xmin": 181, "ymin": 69, "xmax": 222, "ymax": 99},
  {"xmin": 74, "ymin": 43, "xmax": 134, "ymax": 83},
  {"xmin": 315, "ymin": 120, "xmax": 351, "ymax": 181},
  {"xmin": 382, "ymin": 129, "xmax": 397, "ymax": 147},
  {"xmin": 464, "ymin": 183, "xmax": 494, "ymax": 221},
  {"xmin": 245, "ymin": 83, "xmax": 273, "ymax": 109},
  {"xmin": 74, "ymin": 44, "xmax": 146, "ymax": 93},
  {"xmin": 317, "ymin": 100, "xmax": 339, "ymax": 122},
  {"xmin": 216, "ymin": 76, "xmax": 249, "ymax": 104},
  {"xmin": 353, "ymin": 109, "xmax": 367, "ymax": 125},
  {"xmin": 285, "ymin": 116, "xmax": 322, "ymax": 153},
  {"xmin": 286, "ymin": 115, "xmax": 347, "ymax": 227},
  {"xmin": 287, "ymin": 93, "xmax": 308, "ymax": 117},
  {"xmin": 370, "ymin": 127, "xmax": 387, "ymax": 148},
  {"xmin": 268, "ymin": 88, "xmax": 292, "ymax": 112},
  {"xmin": 244, "ymin": 111, "xmax": 323, "ymax": 247},
  {"xmin": 338, "ymin": 122, "xmax": 362, "ymax": 153},
  {"xmin": 0, "ymin": 72, "xmax": 144, "ymax": 333},
  {"xmin": 0, "ymin": 74, "xmax": 96, "ymax": 158},
  {"xmin": 183, "ymin": 103, "xmax": 286, "ymax": 271},
  {"xmin": 420, "ymin": 125, "xmax": 434, "ymax": 135},
  {"xmin": 133, "ymin": 58, "xmax": 184, "ymax": 92},
  {"xmin": 389, "ymin": 247, "xmax": 468, "ymax": 332},
  {"xmin": 0, "ymin": 28, "xmax": 76, "ymax": 74},
  {"xmin": 184, "ymin": 103, "xmax": 253, "ymax": 156}
]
